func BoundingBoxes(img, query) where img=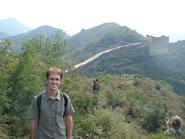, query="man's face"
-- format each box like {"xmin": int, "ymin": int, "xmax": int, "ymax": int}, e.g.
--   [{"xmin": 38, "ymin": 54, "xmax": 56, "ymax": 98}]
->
[{"xmin": 47, "ymin": 72, "xmax": 61, "ymax": 91}]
